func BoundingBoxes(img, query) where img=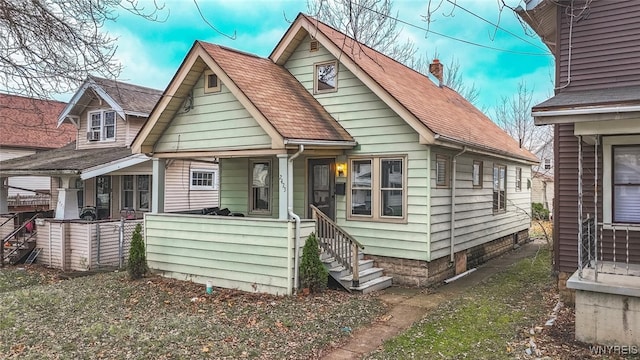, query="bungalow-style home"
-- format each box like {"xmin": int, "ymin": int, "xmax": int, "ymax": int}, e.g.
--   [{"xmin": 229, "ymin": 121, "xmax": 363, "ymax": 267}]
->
[
  {"xmin": 132, "ymin": 13, "xmax": 538, "ymax": 296},
  {"xmin": 0, "ymin": 77, "xmax": 218, "ymax": 270},
  {"xmin": 0, "ymin": 93, "xmax": 75, "ymax": 211},
  {"xmin": 518, "ymin": 0, "xmax": 640, "ymax": 346}
]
